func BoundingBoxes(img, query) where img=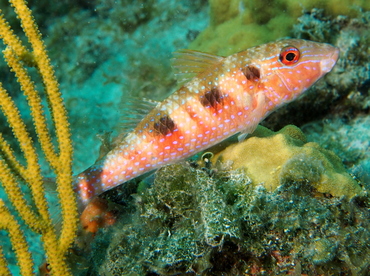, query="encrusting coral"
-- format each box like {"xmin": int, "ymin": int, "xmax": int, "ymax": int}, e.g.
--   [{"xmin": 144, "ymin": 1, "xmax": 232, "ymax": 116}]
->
[{"xmin": 208, "ymin": 125, "xmax": 362, "ymax": 198}]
